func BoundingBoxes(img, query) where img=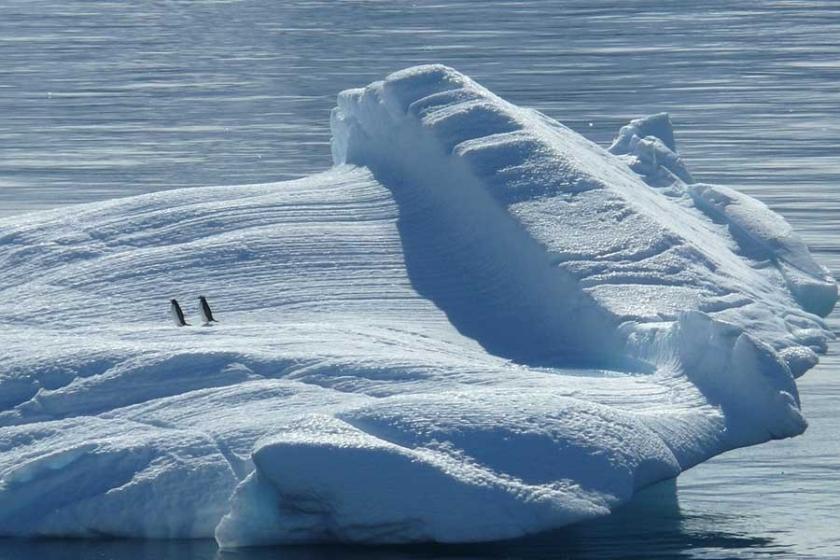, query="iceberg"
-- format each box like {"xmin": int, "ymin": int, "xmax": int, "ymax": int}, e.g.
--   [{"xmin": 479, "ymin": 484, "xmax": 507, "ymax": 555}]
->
[{"xmin": 0, "ymin": 65, "xmax": 834, "ymax": 547}]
